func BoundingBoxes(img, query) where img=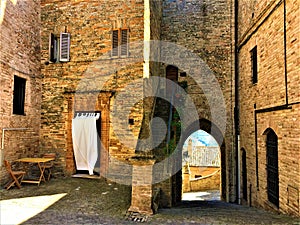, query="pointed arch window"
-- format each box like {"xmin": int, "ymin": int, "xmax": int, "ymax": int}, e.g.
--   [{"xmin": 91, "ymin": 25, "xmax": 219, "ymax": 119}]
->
[
  {"xmin": 241, "ymin": 148, "xmax": 247, "ymax": 201},
  {"xmin": 266, "ymin": 129, "xmax": 279, "ymax": 207}
]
